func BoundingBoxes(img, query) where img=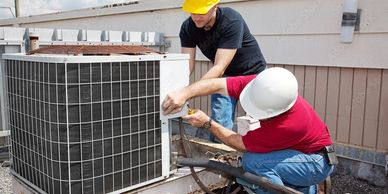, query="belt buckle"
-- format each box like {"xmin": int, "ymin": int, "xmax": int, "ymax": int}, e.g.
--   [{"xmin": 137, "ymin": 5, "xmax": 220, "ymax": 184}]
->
[{"xmin": 323, "ymin": 145, "xmax": 338, "ymax": 165}]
